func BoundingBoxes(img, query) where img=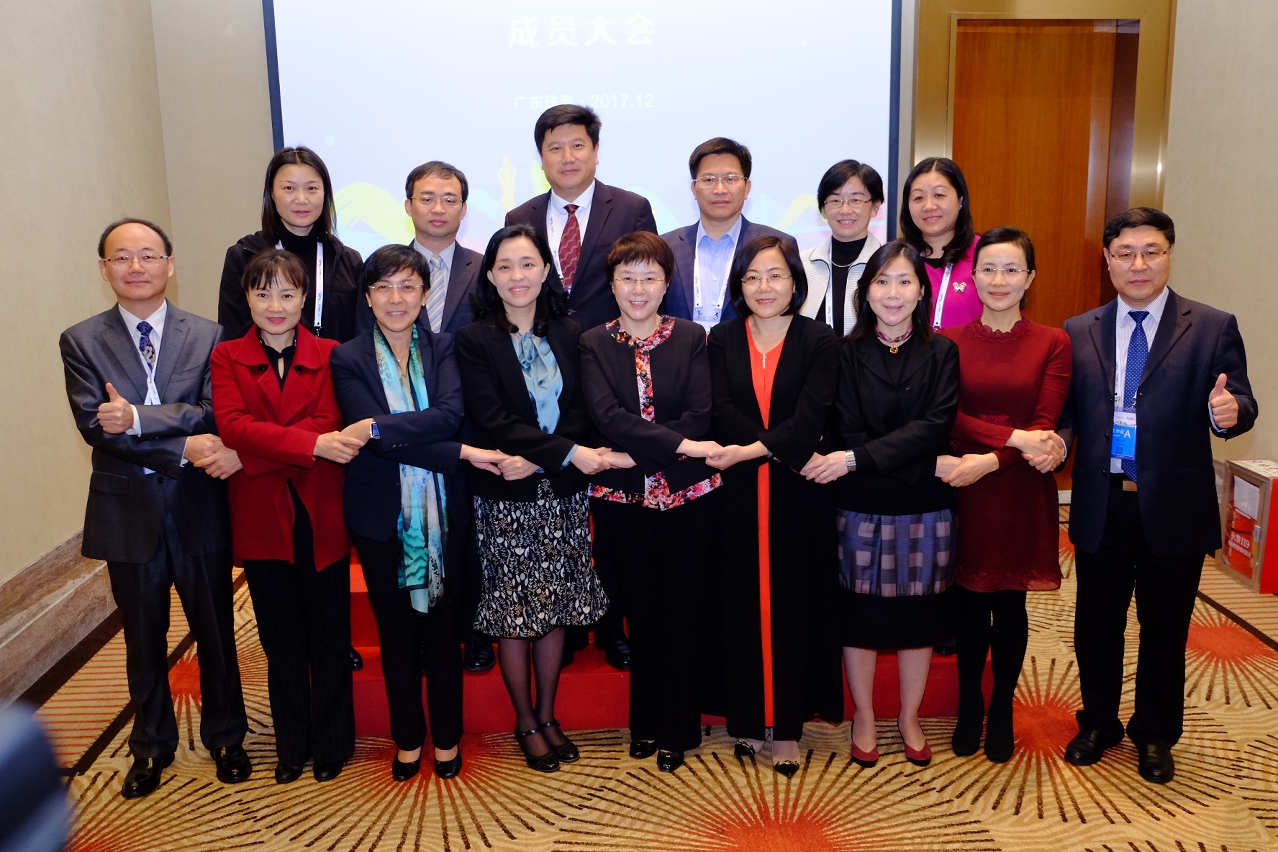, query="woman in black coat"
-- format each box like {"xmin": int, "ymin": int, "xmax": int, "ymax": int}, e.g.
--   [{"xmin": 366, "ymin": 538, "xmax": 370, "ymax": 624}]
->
[
  {"xmin": 803, "ymin": 241, "xmax": 960, "ymax": 769},
  {"xmin": 454, "ymin": 224, "xmax": 611, "ymax": 774},
  {"xmin": 579, "ymin": 231, "xmax": 724, "ymax": 773},
  {"xmin": 218, "ymin": 146, "xmax": 364, "ymax": 344},
  {"xmin": 706, "ymin": 236, "xmax": 843, "ymax": 777}
]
